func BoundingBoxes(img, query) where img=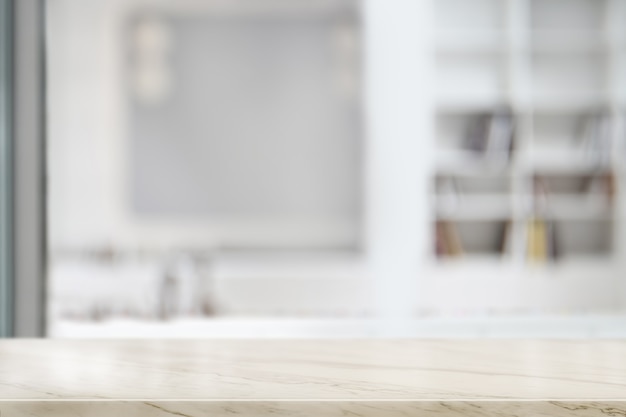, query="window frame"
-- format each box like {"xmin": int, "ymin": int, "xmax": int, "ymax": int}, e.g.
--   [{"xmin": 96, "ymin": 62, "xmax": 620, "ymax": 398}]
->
[{"xmin": 0, "ymin": 0, "xmax": 46, "ymax": 337}]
